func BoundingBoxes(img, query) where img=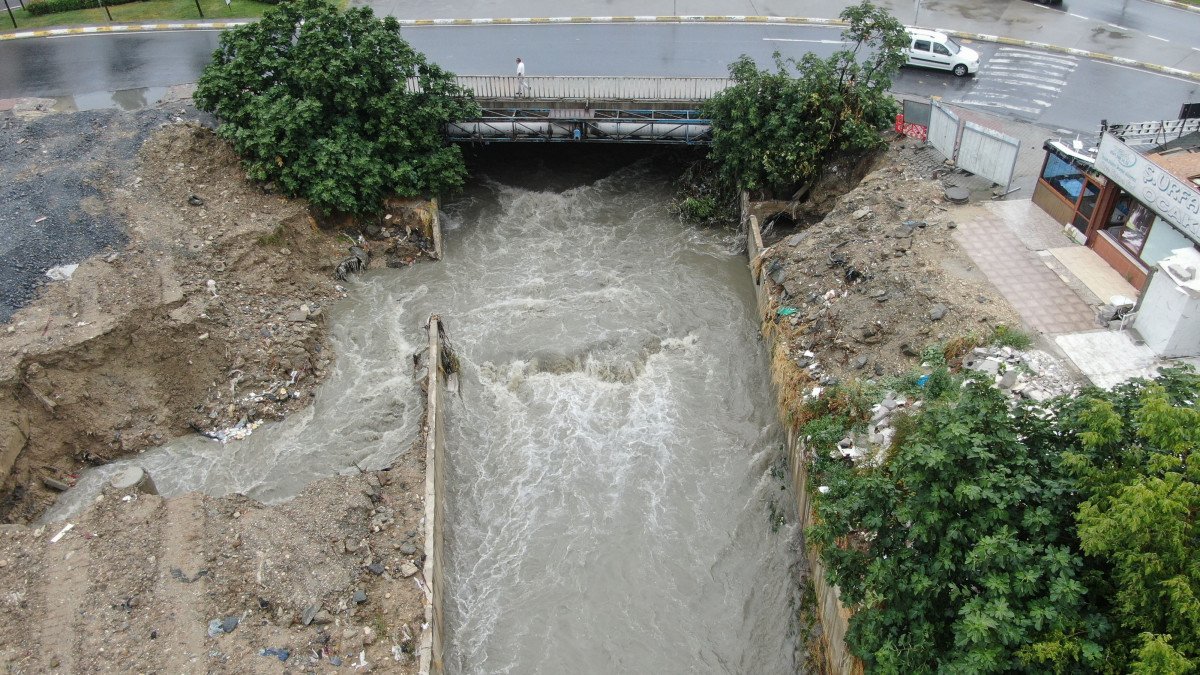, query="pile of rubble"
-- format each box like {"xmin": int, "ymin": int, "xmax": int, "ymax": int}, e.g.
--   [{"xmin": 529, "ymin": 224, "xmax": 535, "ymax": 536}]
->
[{"xmin": 756, "ymin": 139, "xmax": 1021, "ymax": 399}]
